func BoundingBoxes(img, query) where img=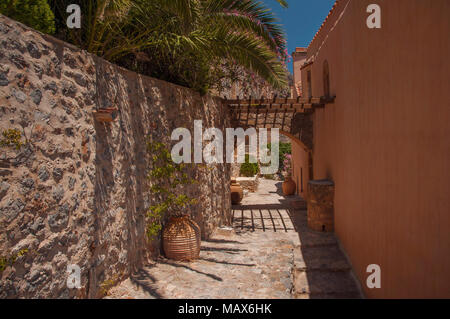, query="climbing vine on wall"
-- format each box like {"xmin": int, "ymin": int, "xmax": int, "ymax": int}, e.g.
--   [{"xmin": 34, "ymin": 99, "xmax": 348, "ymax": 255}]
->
[
  {"xmin": 0, "ymin": 249, "xmax": 28, "ymax": 273},
  {"xmin": 0, "ymin": 129, "xmax": 24, "ymax": 150},
  {"xmin": 146, "ymin": 141, "xmax": 197, "ymax": 240}
]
